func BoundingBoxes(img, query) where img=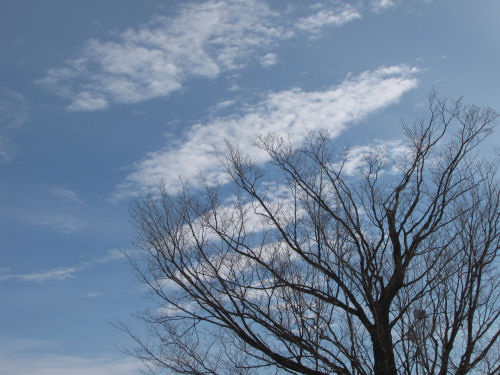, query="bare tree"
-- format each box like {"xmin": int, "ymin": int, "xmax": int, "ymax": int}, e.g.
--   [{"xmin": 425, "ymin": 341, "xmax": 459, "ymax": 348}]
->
[{"xmin": 126, "ymin": 94, "xmax": 500, "ymax": 375}]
